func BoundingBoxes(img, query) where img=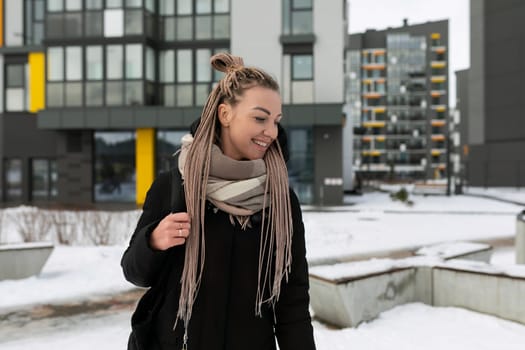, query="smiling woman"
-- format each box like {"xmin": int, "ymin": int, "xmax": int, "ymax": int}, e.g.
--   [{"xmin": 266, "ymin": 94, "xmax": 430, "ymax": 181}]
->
[{"xmin": 121, "ymin": 52, "xmax": 316, "ymax": 350}]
